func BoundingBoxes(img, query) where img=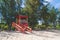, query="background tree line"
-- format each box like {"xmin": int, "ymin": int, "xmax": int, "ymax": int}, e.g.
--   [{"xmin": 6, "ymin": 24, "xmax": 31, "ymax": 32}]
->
[{"xmin": 0, "ymin": 0, "xmax": 60, "ymax": 31}]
